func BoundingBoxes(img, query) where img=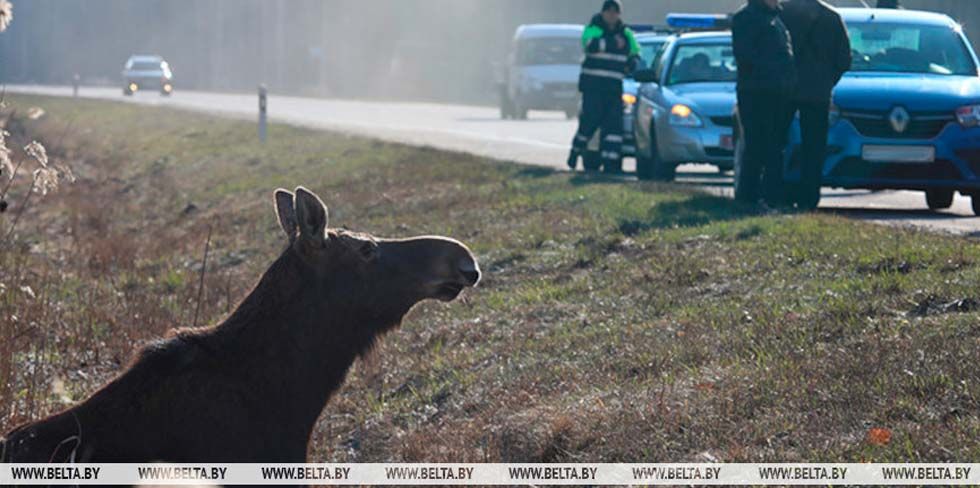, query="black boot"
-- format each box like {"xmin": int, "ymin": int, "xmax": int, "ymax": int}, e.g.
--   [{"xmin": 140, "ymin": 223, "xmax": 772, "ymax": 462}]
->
[{"xmin": 566, "ymin": 149, "xmax": 580, "ymax": 170}]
